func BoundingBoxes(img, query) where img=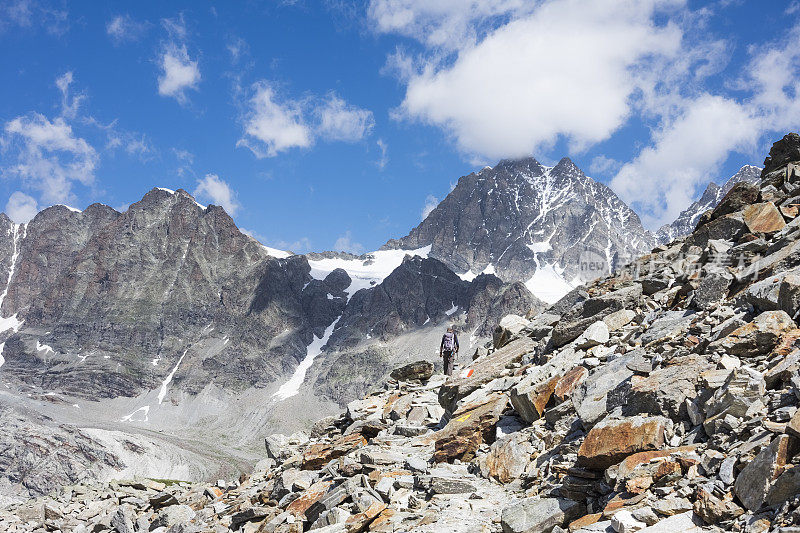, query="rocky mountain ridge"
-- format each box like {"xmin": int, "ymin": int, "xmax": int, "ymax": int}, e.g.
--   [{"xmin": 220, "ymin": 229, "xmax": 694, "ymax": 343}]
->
[
  {"xmin": 655, "ymin": 165, "xmax": 762, "ymax": 245},
  {"xmin": 3, "ymin": 133, "xmax": 799, "ymax": 531}
]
